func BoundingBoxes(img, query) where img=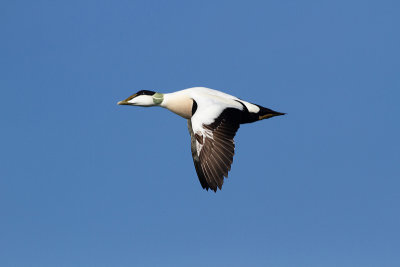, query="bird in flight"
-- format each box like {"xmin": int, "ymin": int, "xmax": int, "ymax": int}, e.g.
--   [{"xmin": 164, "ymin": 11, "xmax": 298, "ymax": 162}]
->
[{"xmin": 117, "ymin": 87, "xmax": 284, "ymax": 192}]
